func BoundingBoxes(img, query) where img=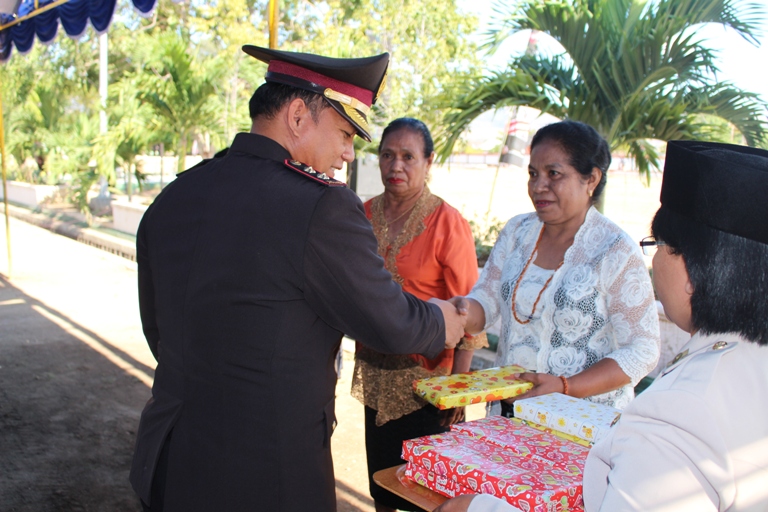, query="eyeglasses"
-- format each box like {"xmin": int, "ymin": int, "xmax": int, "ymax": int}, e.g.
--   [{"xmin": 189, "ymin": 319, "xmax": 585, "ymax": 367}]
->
[{"xmin": 639, "ymin": 236, "xmax": 667, "ymax": 257}]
